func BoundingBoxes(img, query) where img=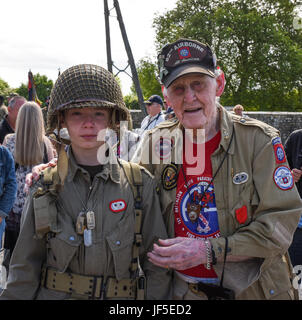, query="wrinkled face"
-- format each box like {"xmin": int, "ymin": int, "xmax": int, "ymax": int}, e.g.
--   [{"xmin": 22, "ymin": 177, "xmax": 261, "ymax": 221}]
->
[
  {"xmin": 62, "ymin": 107, "xmax": 110, "ymax": 152},
  {"xmin": 166, "ymin": 74, "xmax": 218, "ymax": 130}
]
